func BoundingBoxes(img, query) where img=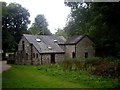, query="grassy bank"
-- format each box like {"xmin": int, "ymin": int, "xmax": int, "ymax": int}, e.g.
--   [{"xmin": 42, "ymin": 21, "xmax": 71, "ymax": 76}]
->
[{"xmin": 2, "ymin": 64, "xmax": 119, "ymax": 88}]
